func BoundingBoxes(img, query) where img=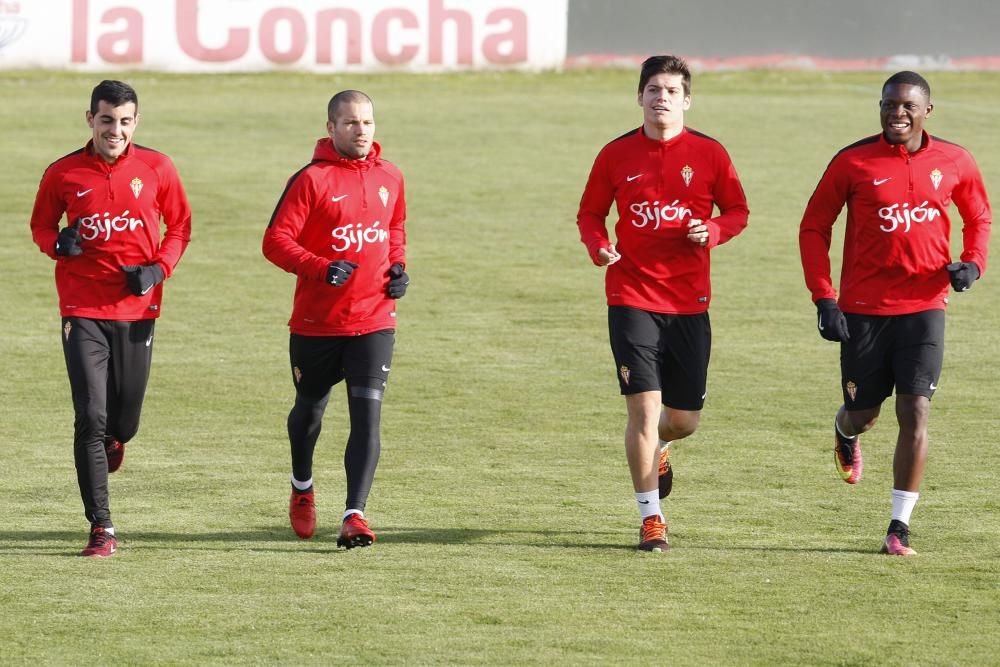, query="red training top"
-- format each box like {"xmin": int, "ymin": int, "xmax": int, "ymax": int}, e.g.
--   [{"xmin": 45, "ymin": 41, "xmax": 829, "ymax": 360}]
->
[
  {"xmin": 800, "ymin": 132, "xmax": 991, "ymax": 315},
  {"xmin": 263, "ymin": 138, "xmax": 407, "ymax": 336},
  {"xmin": 30, "ymin": 141, "xmax": 192, "ymax": 320},
  {"xmin": 577, "ymin": 127, "xmax": 749, "ymax": 314}
]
